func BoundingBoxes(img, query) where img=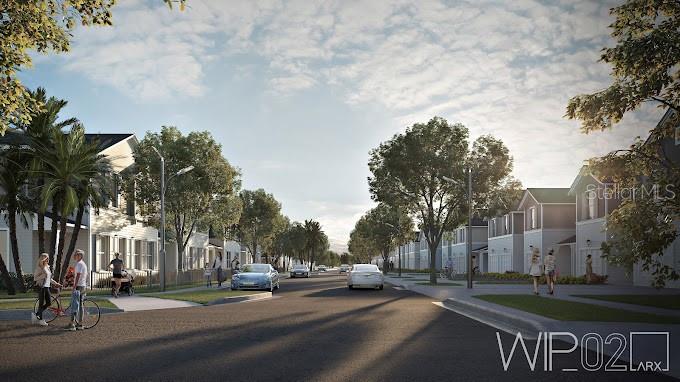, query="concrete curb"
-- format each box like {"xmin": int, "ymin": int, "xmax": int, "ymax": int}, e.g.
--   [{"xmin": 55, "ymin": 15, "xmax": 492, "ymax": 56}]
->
[
  {"xmin": 206, "ymin": 292, "xmax": 273, "ymax": 306},
  {"xmin": 441, "ymin": 298, "xmax": 547, "ymax": 339}
]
